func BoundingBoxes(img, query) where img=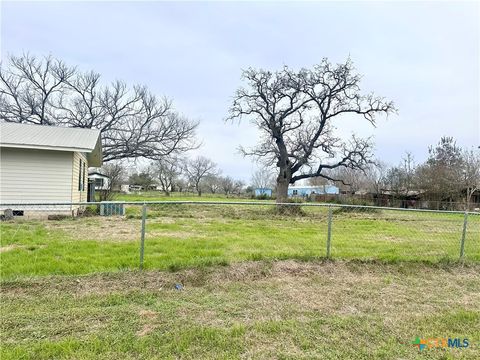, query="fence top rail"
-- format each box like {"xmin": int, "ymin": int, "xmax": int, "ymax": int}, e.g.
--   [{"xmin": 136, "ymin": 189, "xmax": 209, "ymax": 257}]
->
[{"xmin": 0, "ymin": 200, "xmax": 479, "ymax": 215}]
